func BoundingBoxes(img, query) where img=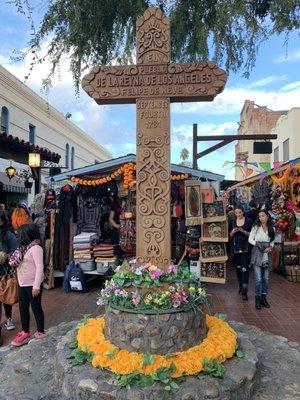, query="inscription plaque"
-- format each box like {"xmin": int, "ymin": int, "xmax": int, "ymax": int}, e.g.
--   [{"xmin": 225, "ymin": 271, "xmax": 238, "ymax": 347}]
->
[{"xmin": 82, "ymin": 7, "xmax": 227, "ymax": 266}]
